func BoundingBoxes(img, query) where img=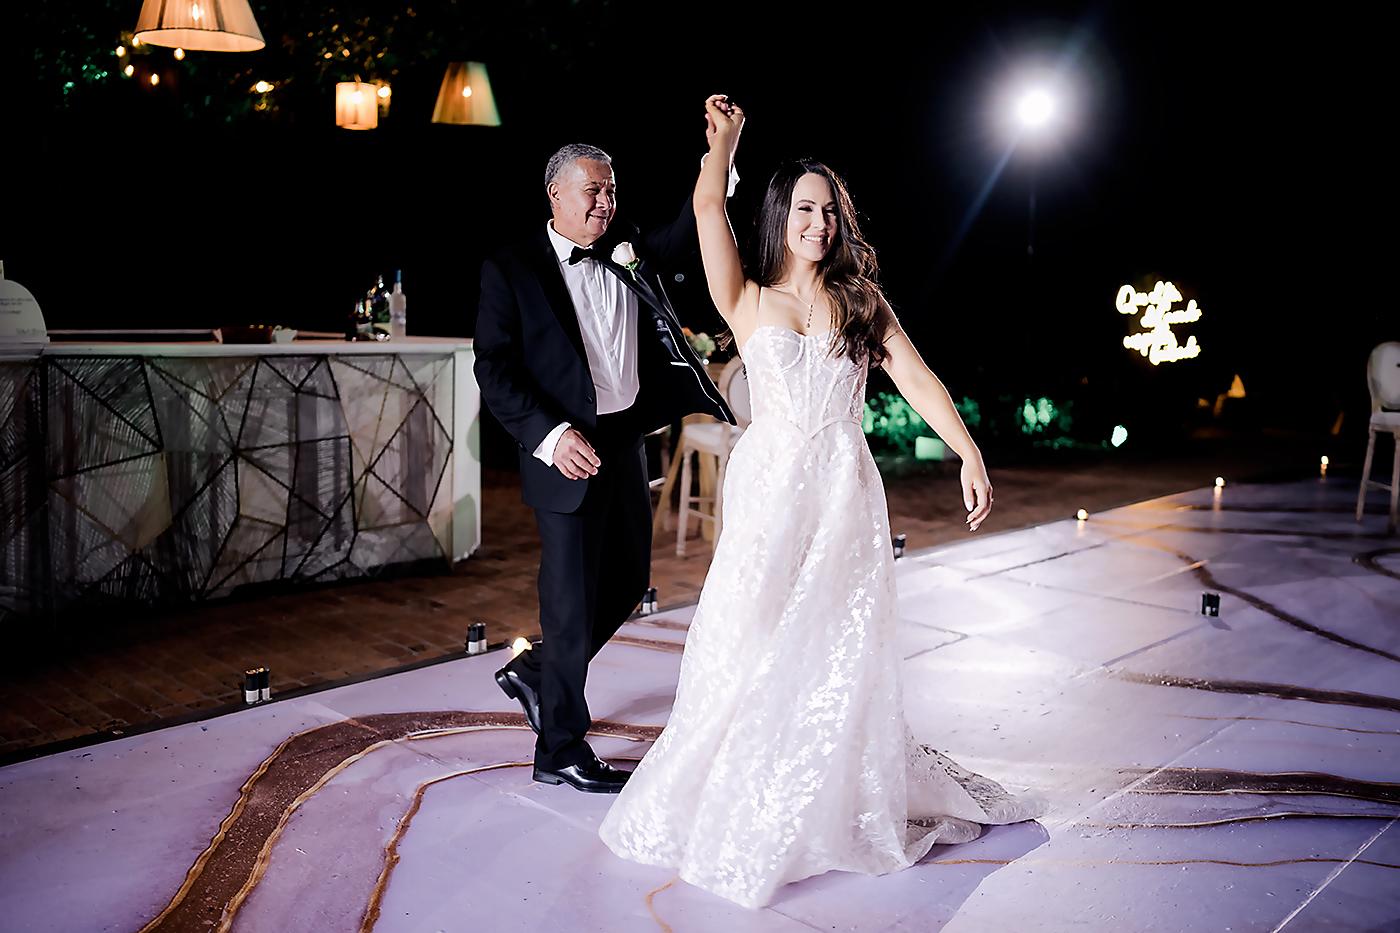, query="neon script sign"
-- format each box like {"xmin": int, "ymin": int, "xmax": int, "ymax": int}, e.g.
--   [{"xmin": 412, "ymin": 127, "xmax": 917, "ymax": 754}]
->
[{"xmin": 1117, "ymin": 280, "xmax": 1202, "ymax": 365}]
